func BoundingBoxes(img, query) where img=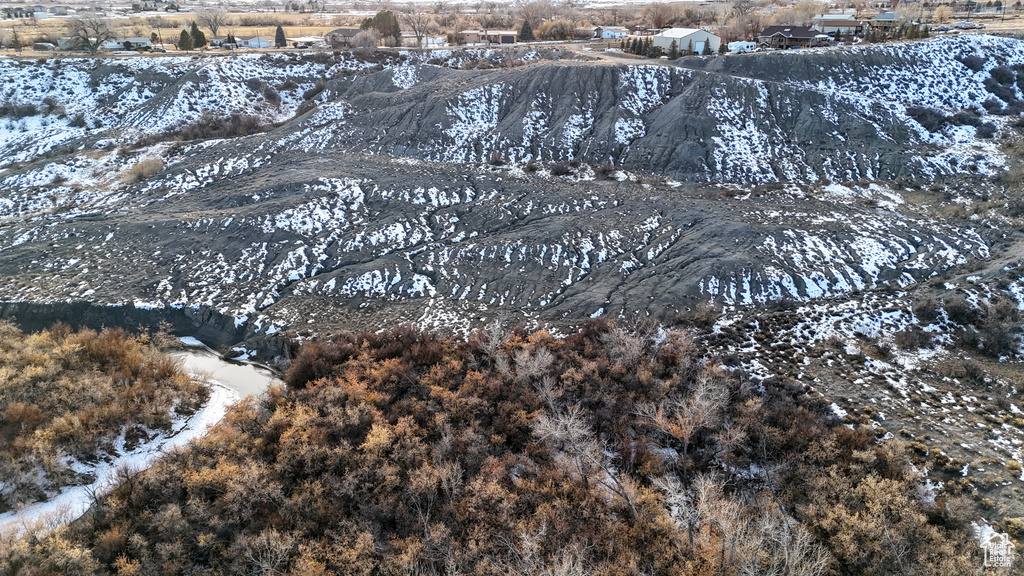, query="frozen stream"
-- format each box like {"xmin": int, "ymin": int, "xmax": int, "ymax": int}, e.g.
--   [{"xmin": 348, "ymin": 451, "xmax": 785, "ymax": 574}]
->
[
  {"xmin": 169, "ymin": 340, "xmax": 280, "ymax": 398},
  {"xmin": 0, "ymin": 339, "xmax": 280, "ymax": 534}
]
